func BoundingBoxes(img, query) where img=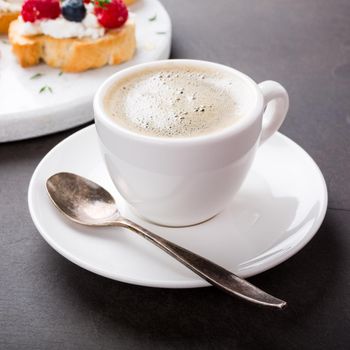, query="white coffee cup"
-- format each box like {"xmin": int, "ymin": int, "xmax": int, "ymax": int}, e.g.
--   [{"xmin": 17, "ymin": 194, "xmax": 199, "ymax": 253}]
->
[{"xmin": 94, "ymin": 59, "xmax": 289, "ymax": 226}]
